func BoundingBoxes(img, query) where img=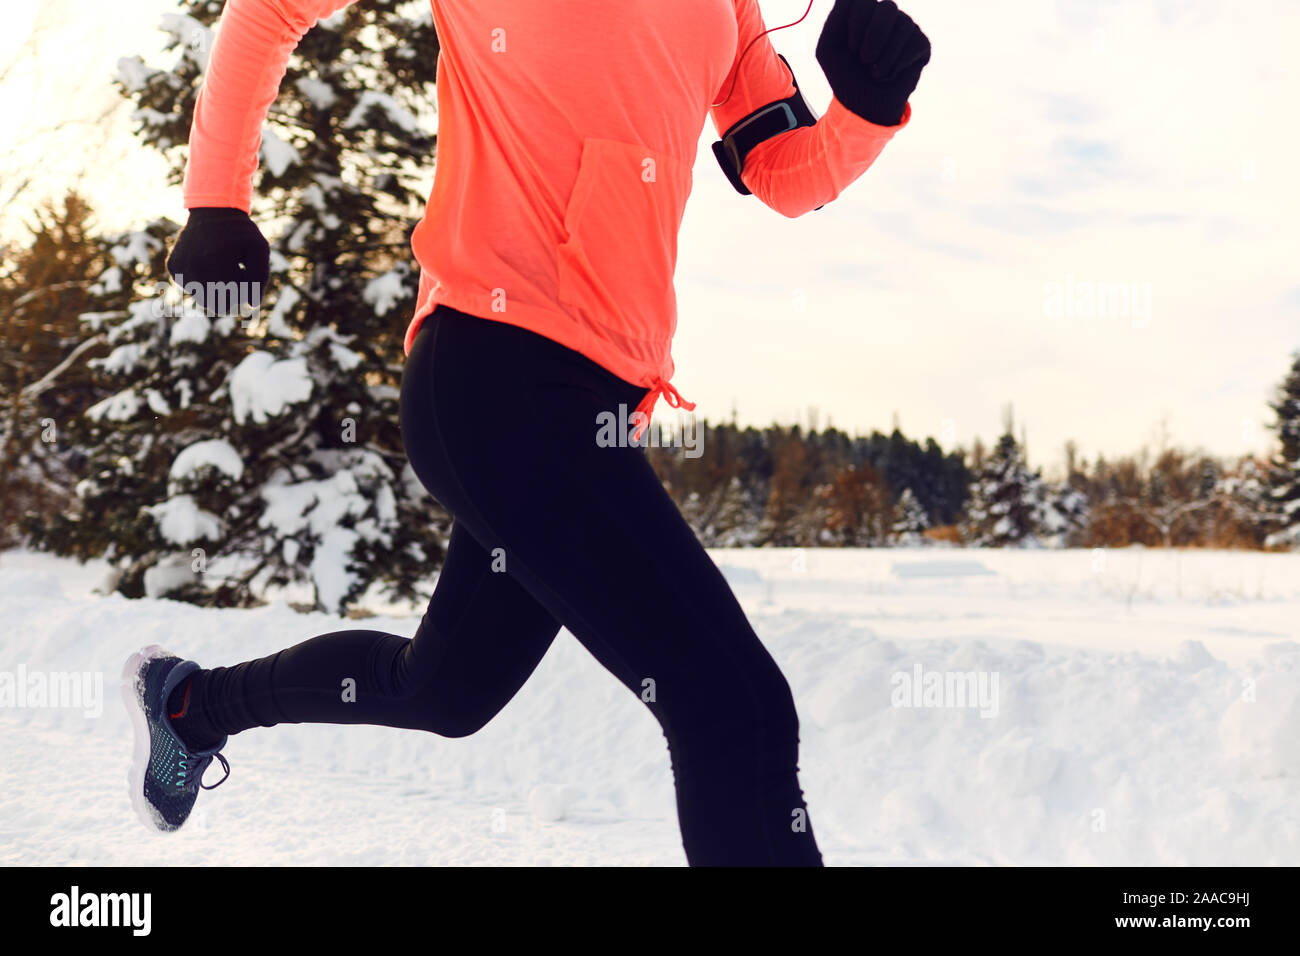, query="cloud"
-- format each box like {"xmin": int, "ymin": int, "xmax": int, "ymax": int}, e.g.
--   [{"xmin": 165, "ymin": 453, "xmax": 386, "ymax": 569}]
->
[{"xmin": 676, "ymin": 0, "xmax": 1300, "ymax": 462}]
